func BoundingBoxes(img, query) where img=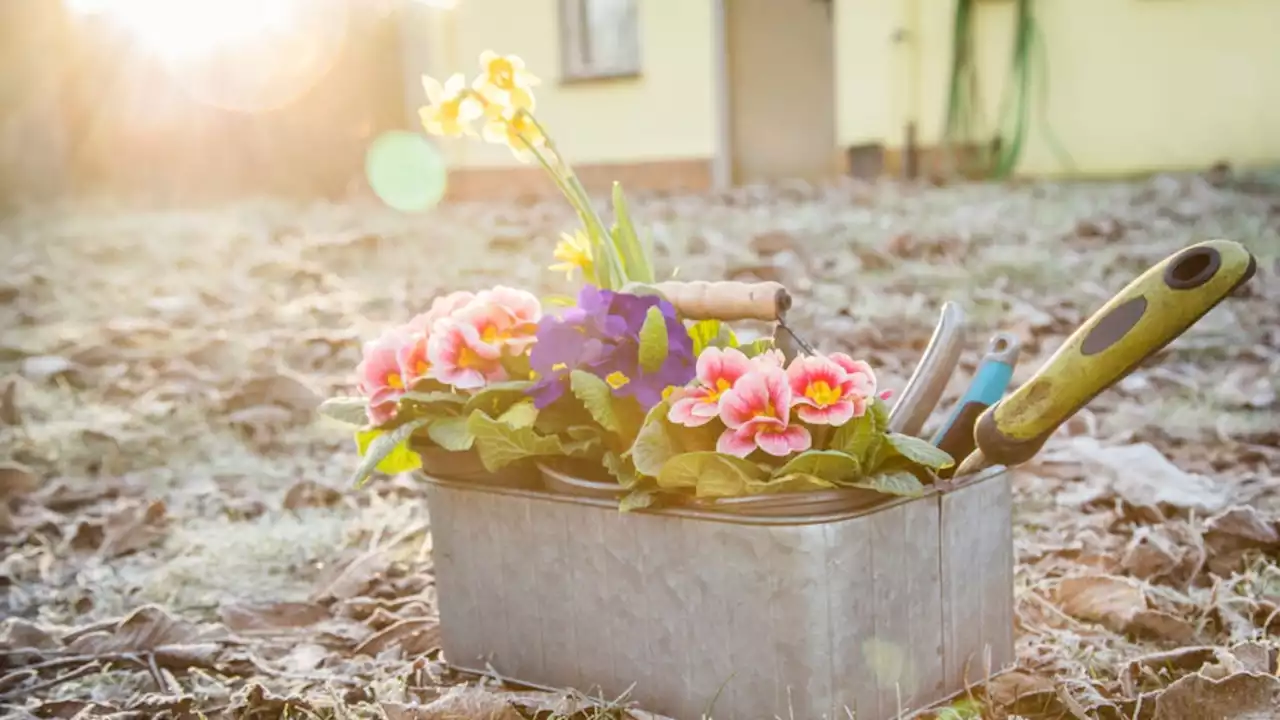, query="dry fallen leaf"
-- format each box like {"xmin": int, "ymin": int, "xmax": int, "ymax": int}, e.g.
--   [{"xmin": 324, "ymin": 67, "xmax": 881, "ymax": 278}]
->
[
  {"xmin": 1154, "ymin": 671, "xmax": 1280, "ymax": 719},
  {"xmin": 1054, "ymin": 574, "xmax": 1148, "ymax": 632},
  {"xmin": 219, "ymin": 601, "xmax": 332, "ymax": 634}
]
